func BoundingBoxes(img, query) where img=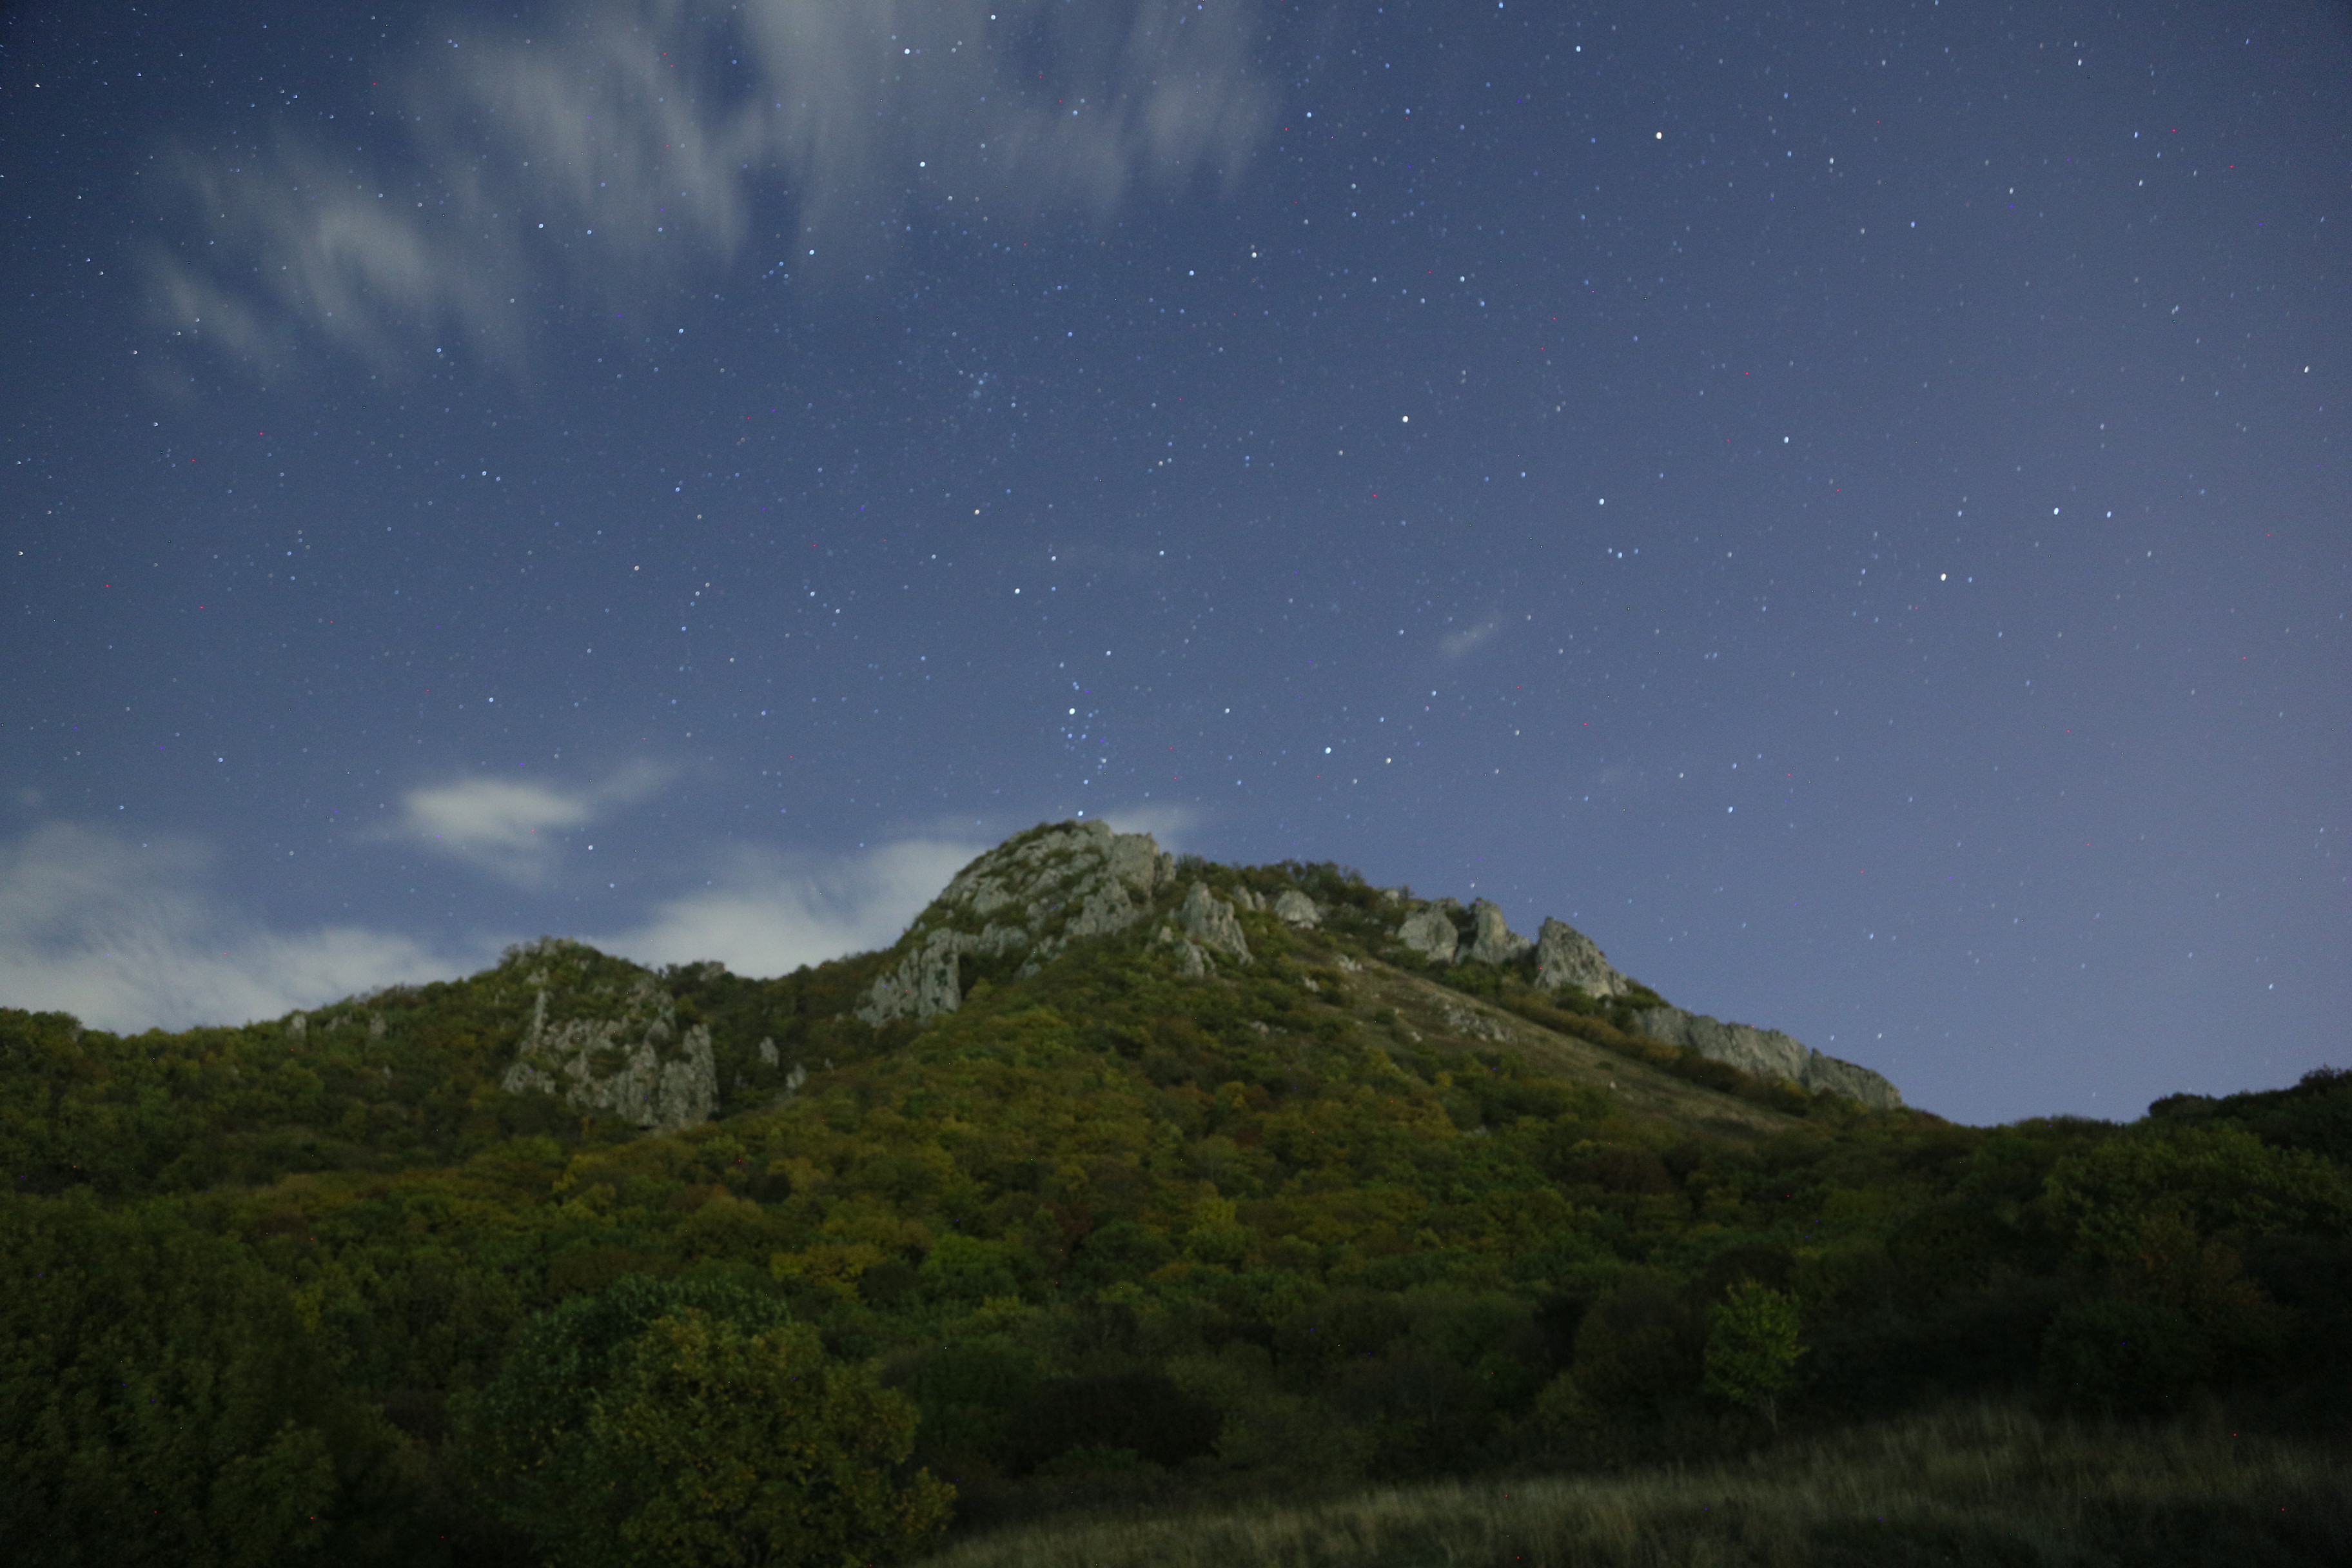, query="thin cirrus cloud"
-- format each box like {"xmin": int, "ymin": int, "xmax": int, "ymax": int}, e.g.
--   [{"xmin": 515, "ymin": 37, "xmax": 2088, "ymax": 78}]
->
[
  {"xmin": 0, "ymin": 822, "xmax": 464, "ymax": 1033},
  {"xmin": 150, "ymin": 0, "xmax": 1276, "ymax": 376},
  {"xmin": 391, "ymin": 765, "xmax": 667, "ymax": 884},
  {"xmin": 592, "ymin": 836, "xmax": 986, "ymax": 976}
]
